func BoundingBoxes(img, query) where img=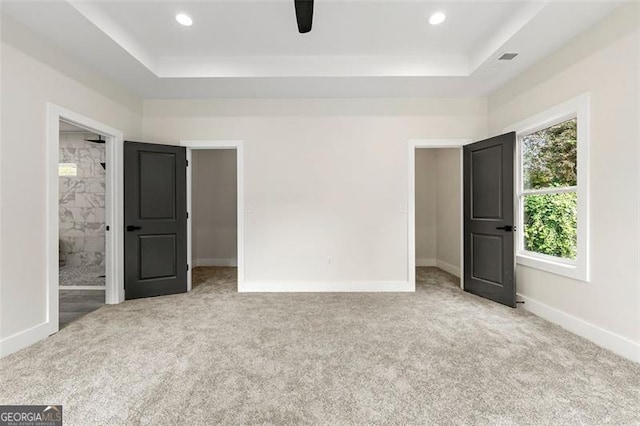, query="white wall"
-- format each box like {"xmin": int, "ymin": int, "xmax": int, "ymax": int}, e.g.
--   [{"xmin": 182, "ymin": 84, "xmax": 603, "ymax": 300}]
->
[
  {"xmin": 414, "ymin": 149, "xmax": 437, "ymax": 266},
  {"xmin": 192, "ymin": 149, "xmax": 238, "ymax": 267},
  {"xmin": 488, "ymin": 4, "xmax": 639, "ymax": 360},
  {"xmin": 435, "ymin": 149, "xmax": 461, "ymax": 276},
  {"xmin": 0, "ymin": 18, "xmax": 143, "ymax": 354},
  {"xmin": 143, "ymin": 98, "xmax": 487, "ymax": 287}
]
